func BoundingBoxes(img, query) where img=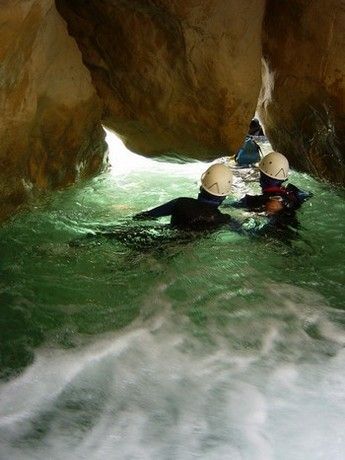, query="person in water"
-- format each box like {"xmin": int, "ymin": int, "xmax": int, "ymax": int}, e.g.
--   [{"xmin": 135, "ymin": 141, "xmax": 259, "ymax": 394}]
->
[
  {"xmin": 229, "ymin": 151, "xmax": 312, "ymax": 212},
  {"xmin": 133, "ymin": 163, "xmax": 239, "ymax": 230},
  {"xmin": 248, "ymin": 118, "xmax": 264, "ymax": 136}
]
